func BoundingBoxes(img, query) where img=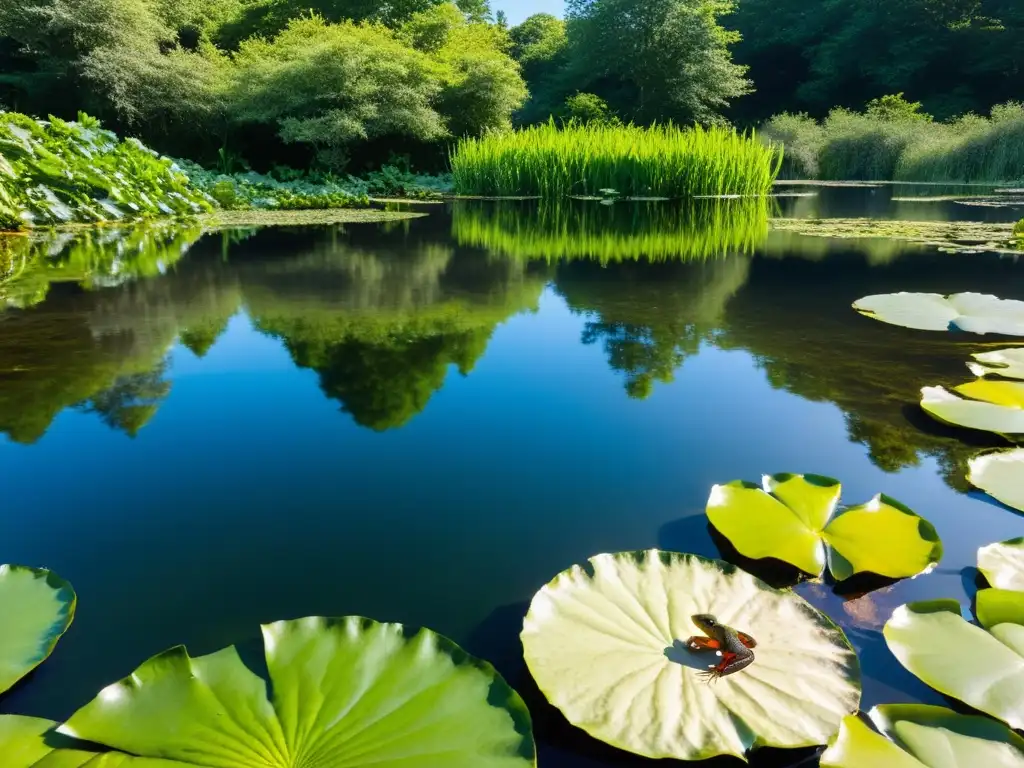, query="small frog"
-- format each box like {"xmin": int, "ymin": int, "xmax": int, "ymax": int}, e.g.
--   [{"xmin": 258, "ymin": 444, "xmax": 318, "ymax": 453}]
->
[{"xmin": 685, "ymin": 613, "xmax": 756, "ymax": 681}]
